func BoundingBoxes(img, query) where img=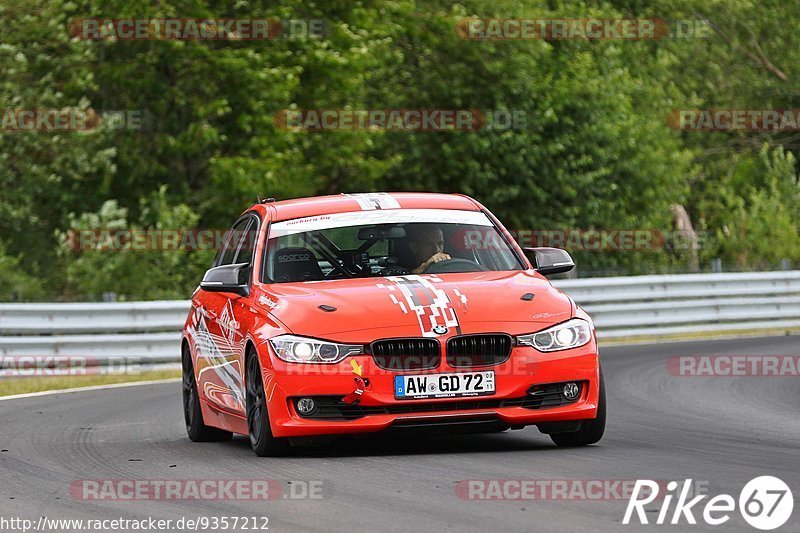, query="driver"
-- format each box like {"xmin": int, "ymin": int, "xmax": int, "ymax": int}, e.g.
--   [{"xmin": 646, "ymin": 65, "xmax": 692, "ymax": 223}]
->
[{"xmin": 406, "ymin": 224, "xmax": 451, "ymax": 273}]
